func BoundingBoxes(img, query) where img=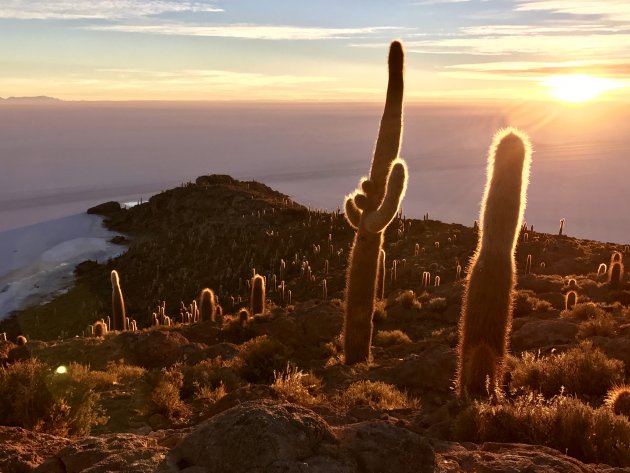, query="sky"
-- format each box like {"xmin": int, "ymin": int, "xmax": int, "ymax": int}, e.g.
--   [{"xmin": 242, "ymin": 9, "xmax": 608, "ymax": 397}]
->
[{"xmin": 0, "ymin": 0, "xmax": 629, "ymax": 101}]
